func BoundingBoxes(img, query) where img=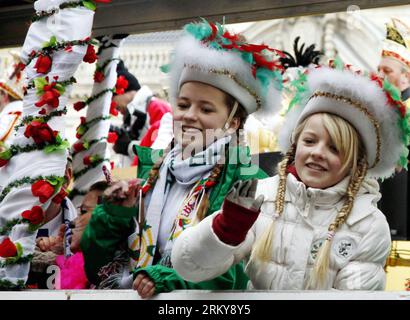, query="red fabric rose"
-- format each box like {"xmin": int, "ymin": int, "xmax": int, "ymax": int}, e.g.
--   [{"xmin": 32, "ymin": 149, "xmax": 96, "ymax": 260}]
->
[
  {"xmin": 80, "ymin": 116, "xmax": 87, "ymax": 125},
  {"xmin": 35, "ymin": 82, "xmax": 60, "ymax": 108},
  {"xmin": 109, "ymin": 101, "xmax": 119, "ymax": 116},
  {"xmin": 0, "ymin": 159, "xmax": 9, "ymax": 168},
  {"xmin": 73, "ymin": 101, "xmax": 86, "ymax": 111},
  {"xmin": 73, "ymin": 142, "xmax": 86, "ymax": 153},
  {"xmin": 31, "ymin": 180, "xmax": 55, "ymax": 203},
  {"xmin": 94, "ymin": 70, "xmax": 105, "ymax": 83},
  {"xmin": 24, "ymin": 121, "xmax": 57, "ymax": 145},
  {"xmin": 52, "ymin": 188, "xmax": 68, "ymax": 204},
  {"xmin": 21, "ymin": 206, "xmax": 44, "ymax": 225},
  {"xmin": 83, "ymin": 45, "xmax": 97, "ymax": 64},
  {"xmin": 34, "ymin": 54, "xmax": 52, "ymax": 74},
  {"xmin": 83, "ymin": 155, "xmax": 92, "ymax": 165},
  {"xmin": 110, "ymin": 161, "xmax": 114, "ymax": 170},
  {"xmin": 107, "ymin": 131, "xmax": 118, "ymax": 143},
  {"xmin": 0, "ymin": 238, "xmax": 17, "ymax": 258},
  {"xmin": 115, "ymin": 75, "xmax": 128, "ymax": 95},
  {"xmin": 38, "ymin": 108, "xmax": 47, "ymax": 115}
]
